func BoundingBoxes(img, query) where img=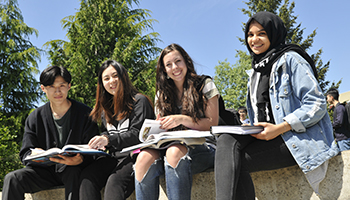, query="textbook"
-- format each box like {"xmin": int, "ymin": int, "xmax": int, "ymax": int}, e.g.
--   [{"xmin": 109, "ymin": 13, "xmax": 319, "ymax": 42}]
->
[
  {"xmin": 139, "ymin": 119, "xmax": 165, "ymax": 142},
  {"xmin": 121, "ymin": 129, "xmax": 213, "ymax": 154},
  {"xmin": 210, "ymin": 125, "xmax": 264, "ymax": 136},
  {"xmin": 24, "ymin": 144, "xmax": 109, "ymax": 166}
]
